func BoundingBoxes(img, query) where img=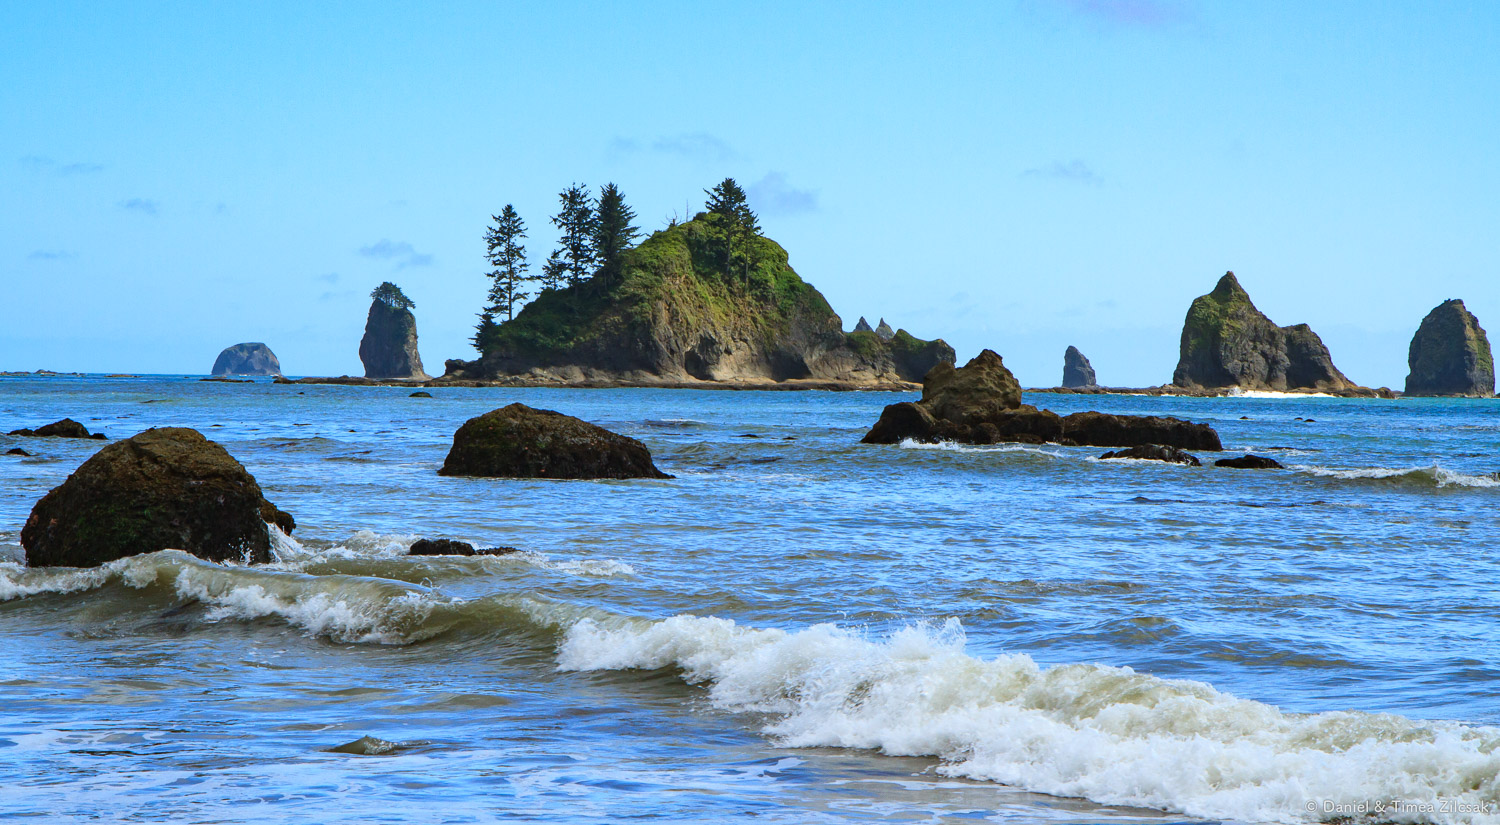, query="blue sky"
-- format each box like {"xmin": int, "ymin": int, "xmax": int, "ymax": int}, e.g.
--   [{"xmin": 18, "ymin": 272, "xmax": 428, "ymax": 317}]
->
[{"xmin": 3, "ymin": 1, "xmax": 1497, "ymax": 387}]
